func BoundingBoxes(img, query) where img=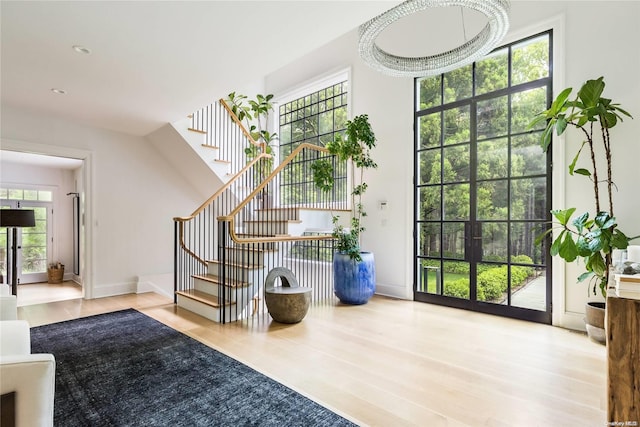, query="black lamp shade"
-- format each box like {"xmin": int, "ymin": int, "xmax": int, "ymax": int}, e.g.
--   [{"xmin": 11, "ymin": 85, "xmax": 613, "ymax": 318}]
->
[{"xmin": 0, "ymin": 209, "xmax": 36, "ymax": 227}]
